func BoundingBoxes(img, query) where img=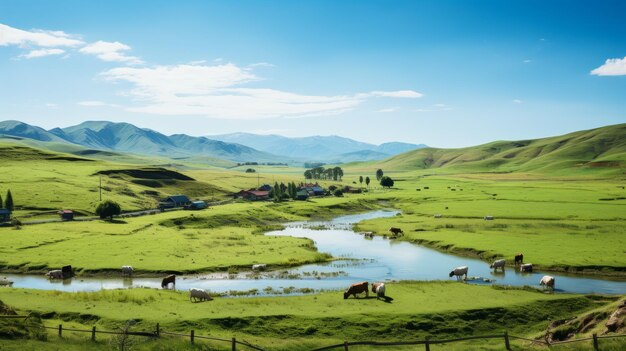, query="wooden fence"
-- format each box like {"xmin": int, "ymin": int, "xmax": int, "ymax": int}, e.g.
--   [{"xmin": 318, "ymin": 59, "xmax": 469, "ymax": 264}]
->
[{"xmin": 2, "ymin": 316, "xmax": 625, "ymax": 350}]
